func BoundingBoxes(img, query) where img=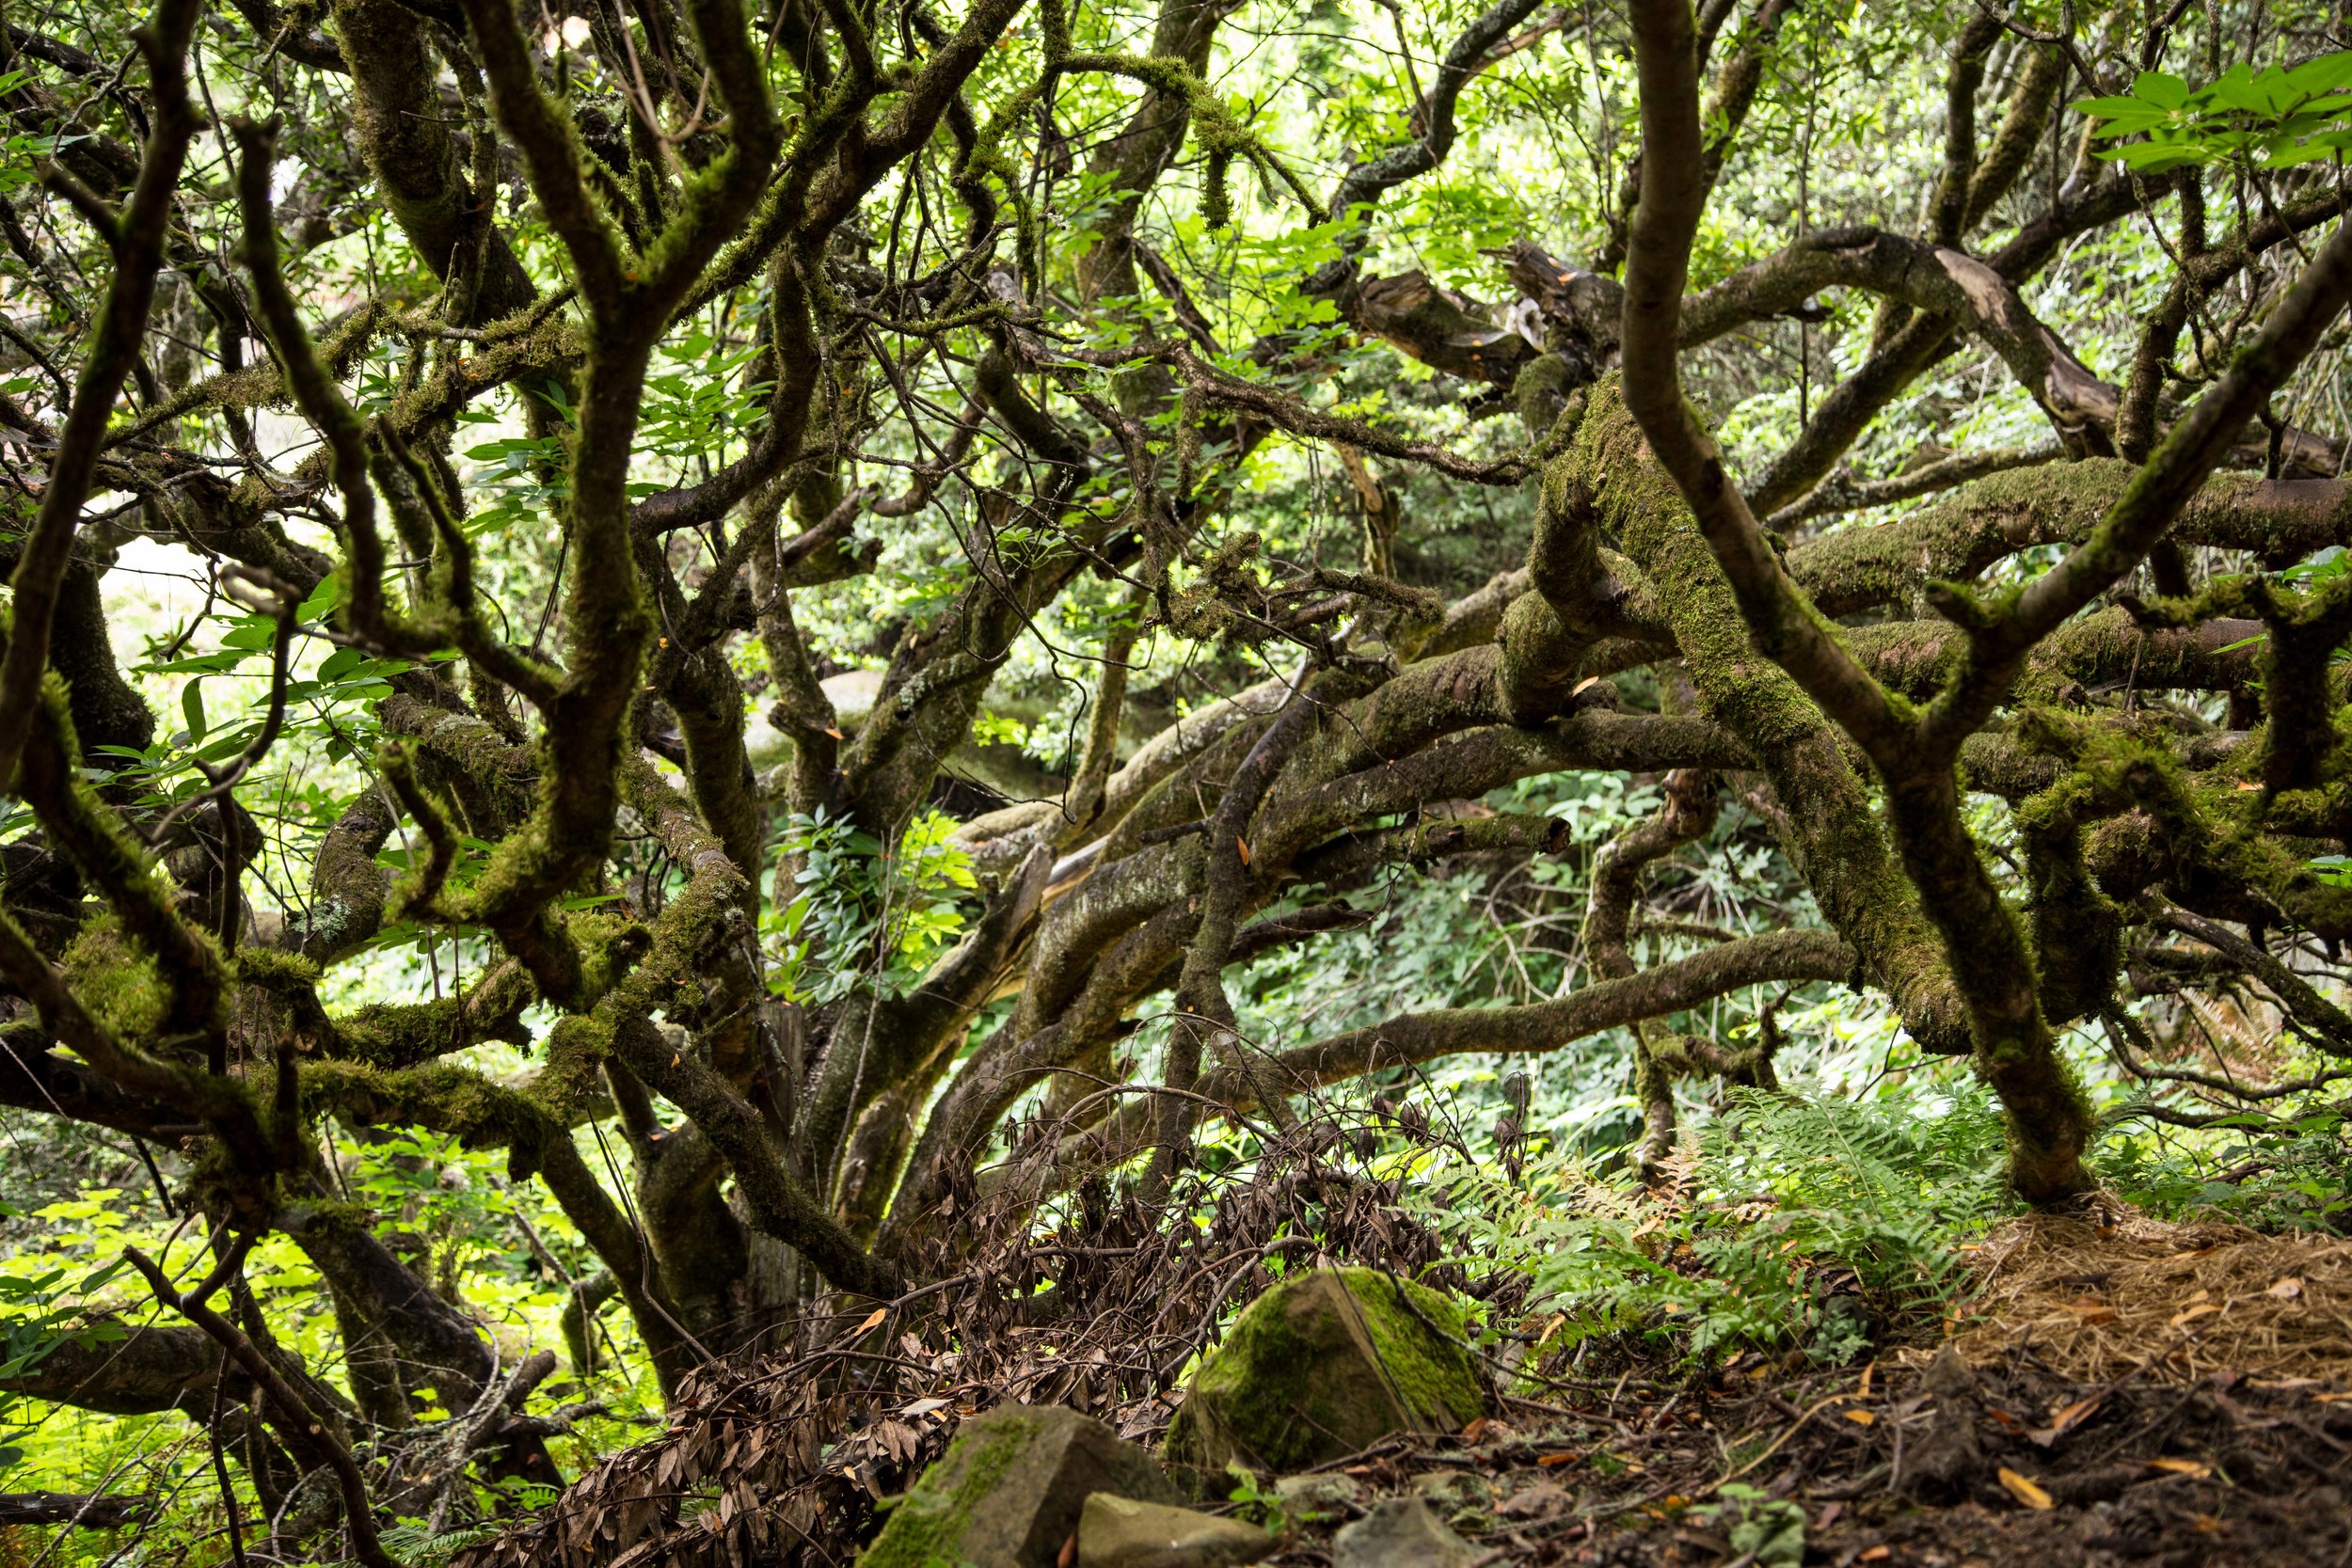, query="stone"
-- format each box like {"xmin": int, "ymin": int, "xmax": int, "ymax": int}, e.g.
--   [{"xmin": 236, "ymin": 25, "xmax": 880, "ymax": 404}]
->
[
  {"xmin": 748, "ymin": 671, "xmax": 886, "ymax": 767},
  {"xmin": 1410, "ymin": 1467, "xmax": 1489, "ymax": 1513},
  {"xmin": 1902, "ymin": 1344, "xmax": 1983, "ymax": 1492},
  {"xmin": 1076, "ymin": 1494, "xmax": 1273, "ymax": 1568},
  {"xmin": 1272, "ymin": 1472, "xmax": 1364, "ymax": 1517},
  {"xmin": 859, "ymin": 1403, "xmax": 1182, "ymax": 1568},
  {"xmin": 1332, "ymin": 1497, "xmax": 1478, "ymax": 1568},
  {"xmin": 1164, "ymin": 1266, "xmax": 1490, "ymax": 1475}
]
